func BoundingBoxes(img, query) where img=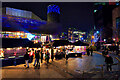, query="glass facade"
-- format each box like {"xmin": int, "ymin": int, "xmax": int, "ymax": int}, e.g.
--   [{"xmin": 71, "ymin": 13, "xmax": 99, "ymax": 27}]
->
[
  {"xmin": 6, "ymin": 7, "xmax": 32, "ymax": 18},
  {"xmin": 116, "ymin": 17, "xmax": 120, "ymax": 39}
]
